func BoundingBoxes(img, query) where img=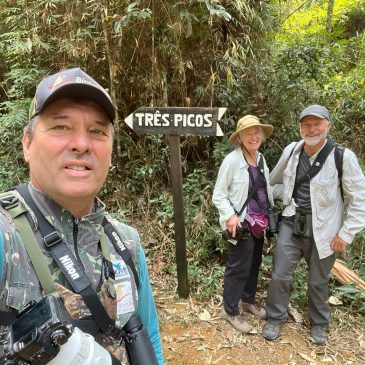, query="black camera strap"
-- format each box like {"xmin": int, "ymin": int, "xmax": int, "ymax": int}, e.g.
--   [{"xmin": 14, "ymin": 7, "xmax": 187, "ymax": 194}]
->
[
  {"xmin": 247, "ymin": 159, "xmax": 269, "ymax": 211},
  {"xmin": 102, "ymin": 217, "xmax": 139, "ymax": 289},
  {"xmin": 232, "ymin": 156, "xmax": 265, "ymax": 216},
  {"xmin": 14, "ymin": 184, "xmax": 132, "ymax": 340}
]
